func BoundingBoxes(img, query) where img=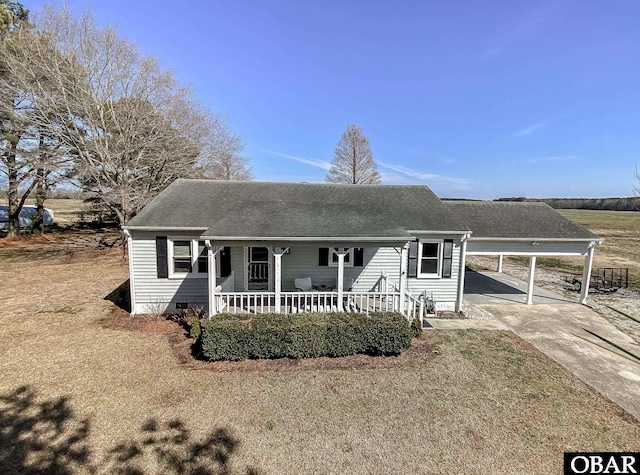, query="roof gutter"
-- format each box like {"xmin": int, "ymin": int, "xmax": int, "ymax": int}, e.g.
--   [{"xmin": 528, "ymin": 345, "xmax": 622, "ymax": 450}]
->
[
  {"xmin": 199, "ymin": 235, "xmax": 412, "ymax": 242},
  {"xmin": 406, "ymin": 230, "xmax": 472, "ymax": 235},
  {"xmin": 468, "ymin": 237, "xmax": 603, "ymax": 243},
  {"xmin": 122, "ymin": 226, "xmax": 209, "ymax": 232}
]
